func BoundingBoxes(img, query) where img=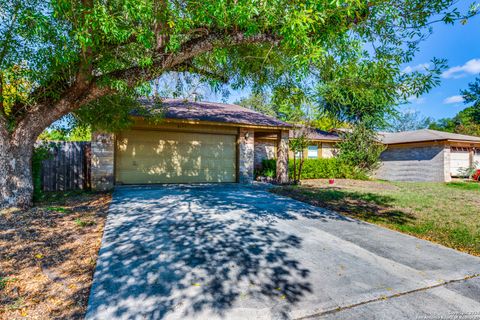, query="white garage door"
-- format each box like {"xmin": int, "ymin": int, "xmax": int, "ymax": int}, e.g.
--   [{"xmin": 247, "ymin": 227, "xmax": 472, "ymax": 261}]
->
[
  {"xmin": 450, "ymin": 147, "xmax": 470, "ymax": 177},
  {"xmin": 475, "ymin": 149, "xmax": 480, "ymax": 167},
  {"xmin": 116, "ymin": 130, "xmax": 237, "ymax": 184}
]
